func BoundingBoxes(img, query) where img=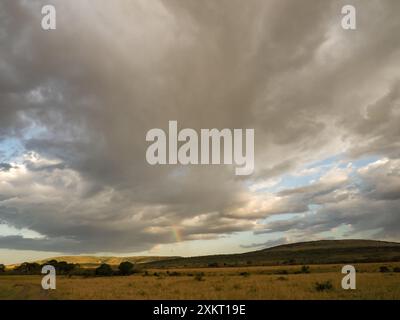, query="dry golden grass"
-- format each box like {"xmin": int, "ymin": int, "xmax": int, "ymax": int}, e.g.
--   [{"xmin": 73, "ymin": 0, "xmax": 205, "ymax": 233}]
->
[{"xmin": 1, "ymin": 262, "xmax": 400, "ymax": 300}]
